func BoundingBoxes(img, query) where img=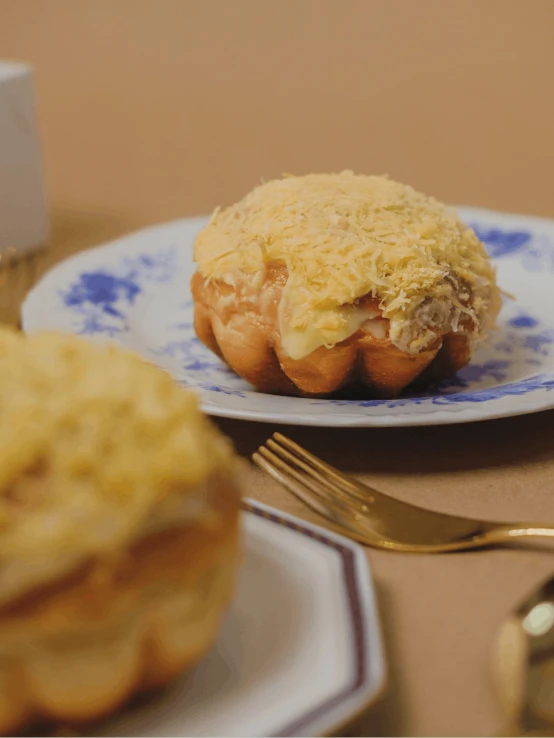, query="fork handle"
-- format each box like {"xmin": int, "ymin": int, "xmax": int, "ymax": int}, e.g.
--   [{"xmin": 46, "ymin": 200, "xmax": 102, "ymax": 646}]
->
[{"xmin": 486, "ymin": 524, "xmax": 554, "ymax": 545}]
